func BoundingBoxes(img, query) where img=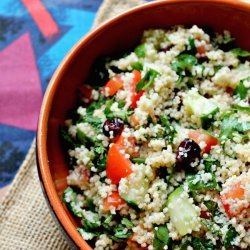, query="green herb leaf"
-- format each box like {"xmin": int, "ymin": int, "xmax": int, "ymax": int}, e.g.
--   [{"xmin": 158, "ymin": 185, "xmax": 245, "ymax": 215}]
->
[
  {"xmin": 153, "ymin": 237, "xmax": 166, "ymax": 250},
  {"xmin": 214, "ymin": 36, "xmax": 235, "ymax": 51},
  {"xmin": 103, "ymin": 214, "xmax": 114, "ymax": 230},
  {"xmin": 63, "ymin": 187, "xmax": 84, "ymax": 218},
  {"xmin": 159, "ymin": 116, "xmax": 176, "ymax": 144},
  {"xmin": 104, "ymin": 98, "xmax": 115, "ymax": 117},
  {"xmin": 233, "ymin": 79, "xmax": 249, "ymax": 100},
  {"xmin": 236, "ymin": 122, "xmax": 250, "ymax": 132},
  {"xmin": 192, "ymin": 237, "xmax": 215, "ymax": 250},
  {"xmin": 86, "ymin": 97, "xmax": 106, "ymax": 115},
  {"xmin": 82, "ymin": 211, "xmax": 101, "ymax": 230},
  {"xmin": 201, "ymin": 219, "xmax": 221, "ymax": 235},
  {"xmin": 224, "ymin": 226, "xmax": 238, "ymax": 248},
  {"xmin": 135, "ymin": 44, "xmax": 146, "ymax": 58},
  {"xmin": 136, "ymin": 68, "xmax": 160, "ymax": 92},
  {"xmin": 156, "ymin": 225, "xmax": 170, "ymax": 245},
  {"xmin": 121, "ymin": 218, "xmax": 134, "ymax": 229},
  {"xmin": 86, "ymin": 198, "xmax": 95, "ymax": 212},
  {"xmin": 231, "ymin": 48, "xmax": 250, "ymax": 57},
  {"xmin": 173, "ymin": 54, "xmax": 198, "ymax": 70},
  {"xmin": 203, "ymin": 156, "xmax": 220, "ymax": 173},
  {"xmin": 131, "ymin": 158, "xmax": 146, "ymax": 164},
  {"xmin": 220, "ymin": 112, "xmax": 250, "ymax": 140},
  {"xmin": 234, "ymin": 105, "xmax": 250, "ymax": 112},
  {"xmin": 200, "ymin": 107, "xmax": 219, "ymax": 130},
  {"xmin": 188, "ymin": 37, "xmax": 196, "ymax": 55},
  {"xmin": 76, "ymin": 128, "xmax": 95, "ymax": 146},
  {"xmin": 77, "ymin": 228, "xmax": 97, "ymax": 240},
  {"xmin": 118, "ymin": 100, "xmax": 125, "ymax": 109},
  {"xmin": 187, "ymin": 174, "xmax": 218, "ymax": 192},
  {"xmin": 153, "ymin": 225, "xmax": 170, "ymax": 250},
  {"xmin": 81, "ymin": 114, "xmax": 103, "ymax": 130},
  {"xmin": 113, "ymin": 224, "xmax": 132, "ymax": 239},
  {"xmin": 214, "ymin": 65, "xmax": 223, "ymax": 73},
  {"xmin": 106, "ymin": 110, "xmax": 134, "ymax": 123},
  {"xmin": 131, "ymin": 62, "xmax": 143, "ymax": 71},
  {"xmin": 171, "ymin": 54, "xmax": 198, "ymax": 87},
  {"xmin": 60, "ymin": 127, "xmax": 78, "ymax": 149},
  {"xmin": 203, "ymin": 200, "xmax": 218, "ymax": 216},
  {"xmin": 222, "ymin": 37, "xmax": 235, "ymax": 44}
]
